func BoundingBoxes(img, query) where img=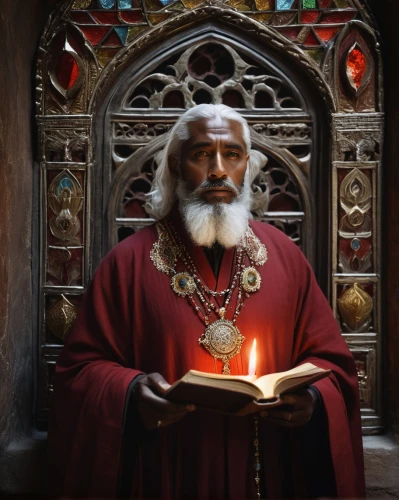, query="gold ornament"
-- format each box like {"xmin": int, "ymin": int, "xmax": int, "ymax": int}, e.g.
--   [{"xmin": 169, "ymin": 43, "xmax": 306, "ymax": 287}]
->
[
  {"xmin": 47, "ymin": 295, "xmax": 78, "ymax": 341},
  {"xmin": 338, "ymin": 283, "xmax": 373, "ymax": 332},
  {"xmin": 241, "ymin": 267, "xmax": 261, "ymax": 293},
  {"xmin": 171, "ymin": 272, "xmax": 196, "ymax": 297},
  {"xmin": 199, "ymin": 319, "xmax": 245, "ymax": 375}
]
